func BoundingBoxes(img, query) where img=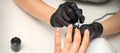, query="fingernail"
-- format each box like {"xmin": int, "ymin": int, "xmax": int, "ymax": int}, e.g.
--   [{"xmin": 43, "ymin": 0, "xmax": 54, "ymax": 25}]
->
[
  {"xmin": 75, "ymin": 28, "xmax": 80, "ymax": 32},
  {"xmin": 68, "ymin": 24, "xmax": 73, "ymax": 28},
  {"xmin": 85, "ymin": 29, "xmax": 89, "ymax": 33},
  {"xmin": 75, "ymin": 28, "xmax": 78, "ymax": 31},
  {"xmin": 56, "ymin": 28, "xmax": 60, "ymax": 32}
]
